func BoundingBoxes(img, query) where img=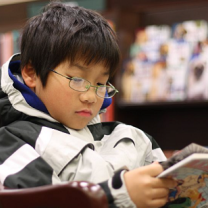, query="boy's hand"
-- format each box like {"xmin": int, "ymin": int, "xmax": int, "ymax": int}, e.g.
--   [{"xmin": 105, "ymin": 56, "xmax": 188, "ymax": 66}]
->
[{"xmin": 124, "ymin": 162, "xmax": 177, "ymax": 208}]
